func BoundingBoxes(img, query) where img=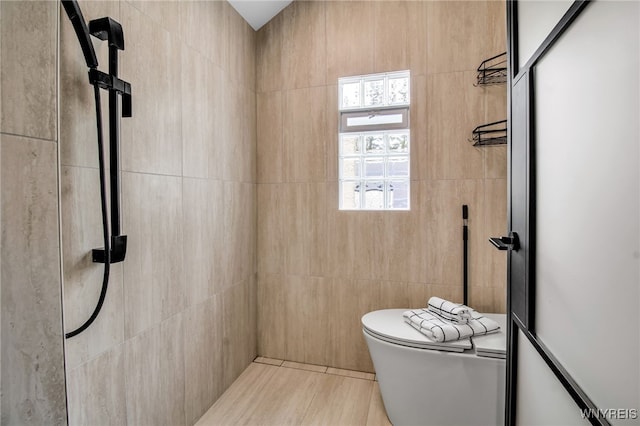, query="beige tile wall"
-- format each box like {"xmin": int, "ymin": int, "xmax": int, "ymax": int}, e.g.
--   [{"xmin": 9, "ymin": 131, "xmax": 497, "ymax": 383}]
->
[
  {"xmin": 0, "ymin": 1, "xmax": 67, "ymax": 423},
  {"xmin": 60, "ymin": 1, "xmax": 257, "ymax": 425},
  {"xmin": 1, "ymin": 0, "xmax": 506, "ymax": 422},
  {"xmin": 256, "ymin": 0, "xmax": 508, "ymax": 373}
]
